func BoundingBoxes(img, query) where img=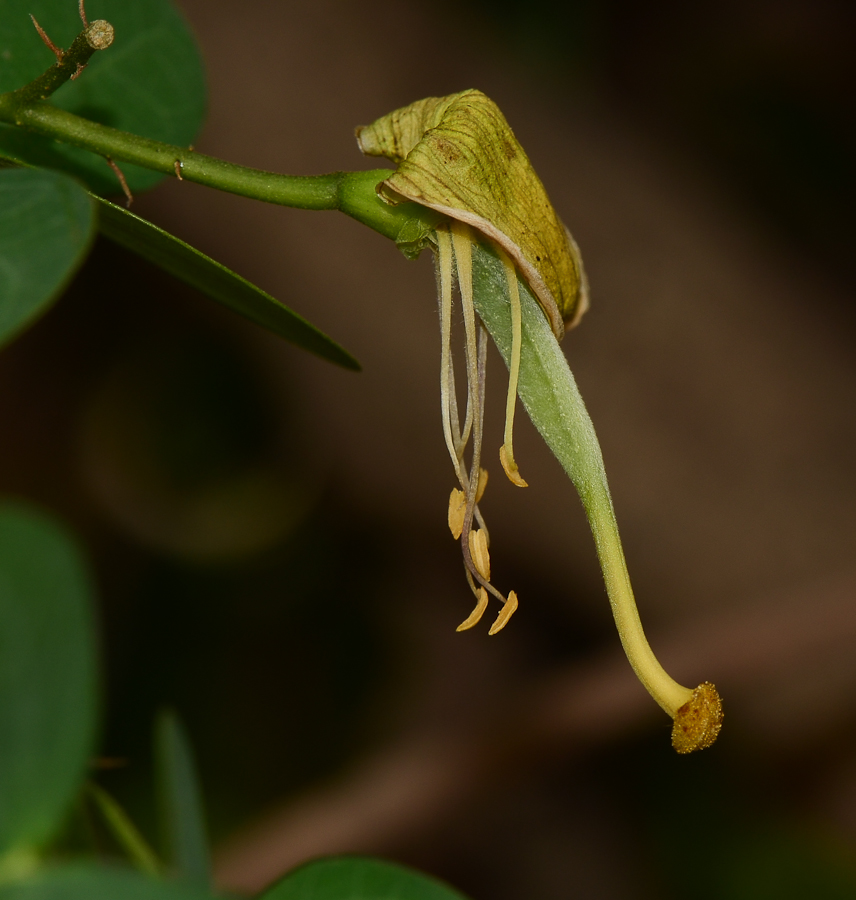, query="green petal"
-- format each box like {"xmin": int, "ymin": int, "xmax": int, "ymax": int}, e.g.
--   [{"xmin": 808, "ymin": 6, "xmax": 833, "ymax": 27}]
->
[{"xmin": 357, "ymin": 90, "xmax": 588, "ymax": 336}]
